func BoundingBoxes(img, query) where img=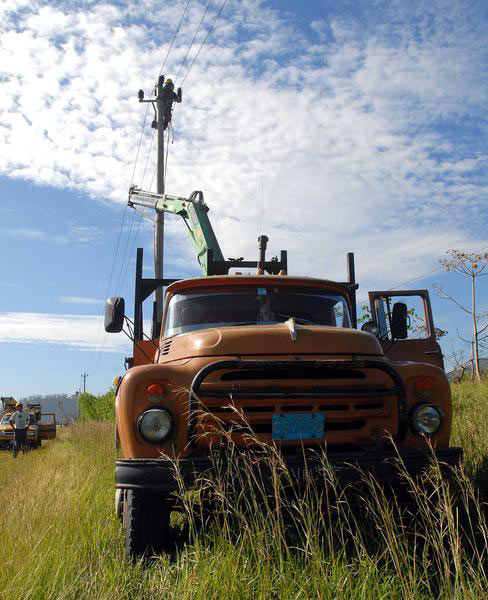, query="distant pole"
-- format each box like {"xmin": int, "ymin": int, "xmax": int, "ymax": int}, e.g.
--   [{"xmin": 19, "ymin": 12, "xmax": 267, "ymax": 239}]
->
[
  {"xmin": 81, "ymin": 372, "xmax": 88, "ymax": 393},
  {"xmin": 154, "ymin": 75, "xmax": 166, "ymax": 324}
]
